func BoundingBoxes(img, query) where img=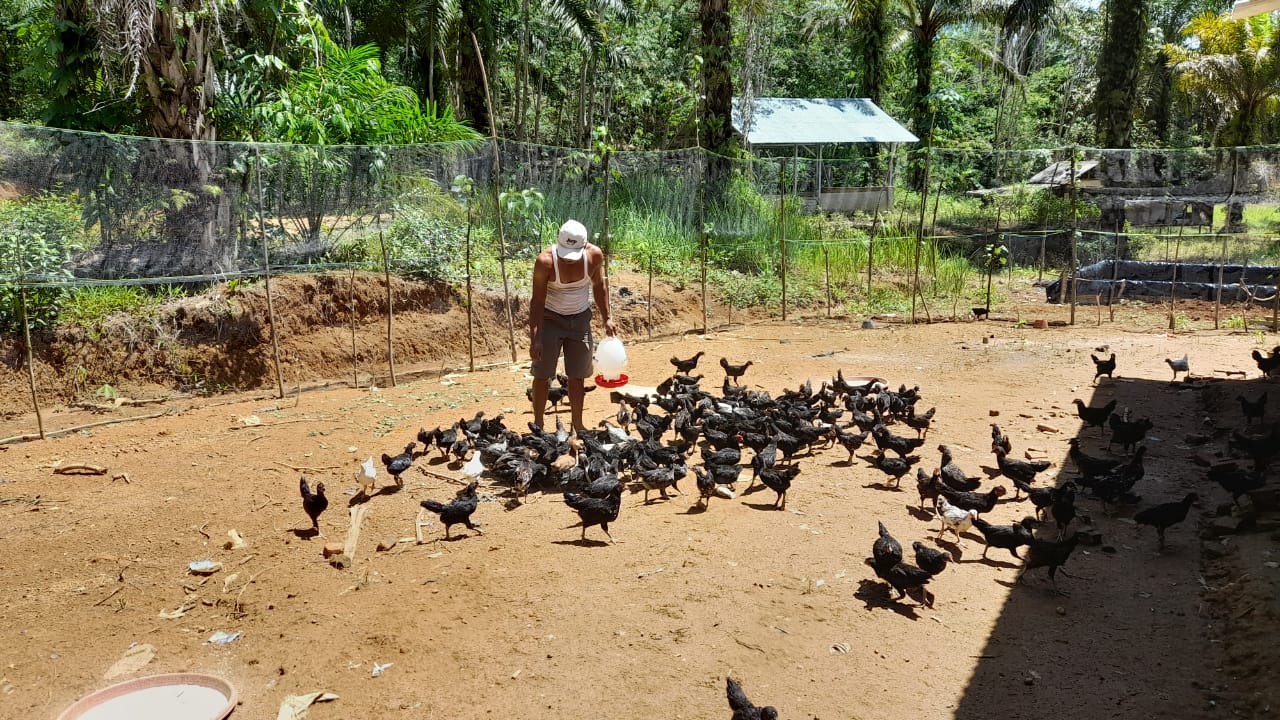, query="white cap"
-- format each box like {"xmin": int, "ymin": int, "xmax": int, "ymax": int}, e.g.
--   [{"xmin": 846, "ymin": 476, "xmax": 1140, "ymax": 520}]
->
[{"xmin": 556, "ymin": 219, "xmax": 588, "ymax": 261}]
